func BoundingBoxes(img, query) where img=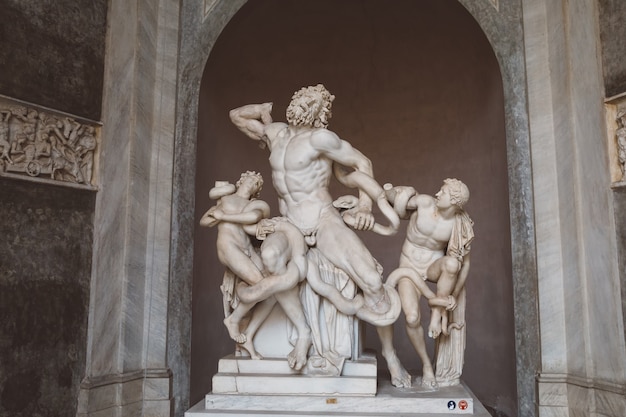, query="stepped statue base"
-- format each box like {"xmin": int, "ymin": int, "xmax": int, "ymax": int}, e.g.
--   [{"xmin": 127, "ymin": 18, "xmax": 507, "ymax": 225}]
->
[
  {"xmin": 187, "ymin": 353, "xmax": 490, "ymax": 416},
  {"xmin": 186, "ymin": 377, "xmax": 490, "ymax": 417},
  {"xmin": 211, "ymin": 353, "xmax": 378, "ymax": 396}
]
